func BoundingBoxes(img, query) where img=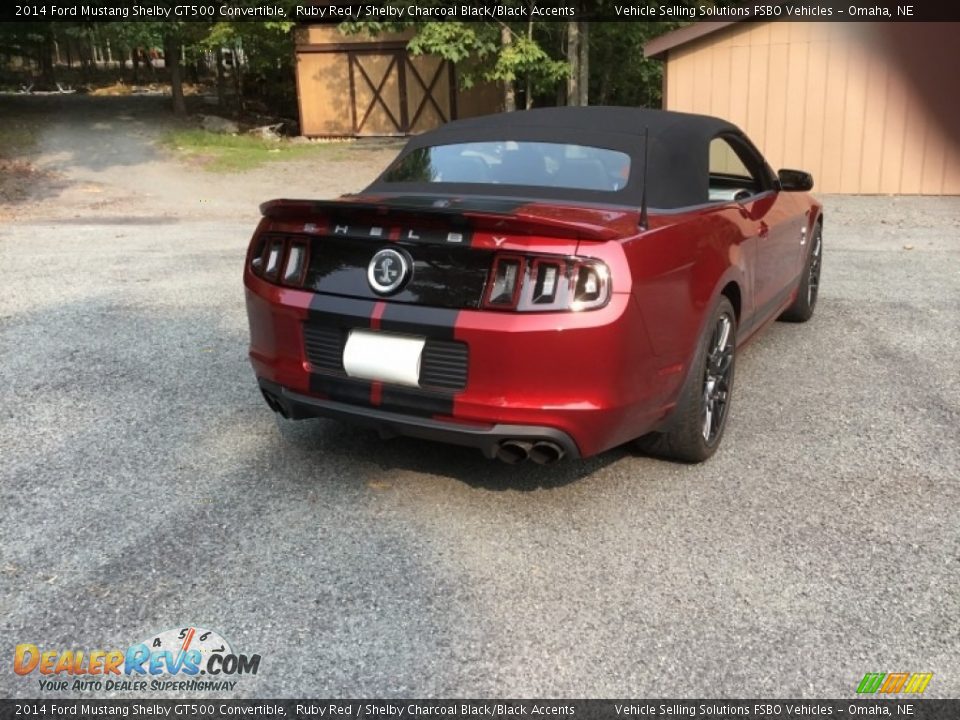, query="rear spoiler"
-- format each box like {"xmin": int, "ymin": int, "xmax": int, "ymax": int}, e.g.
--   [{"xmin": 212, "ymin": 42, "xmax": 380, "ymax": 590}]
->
[{"xmin": 259, "ymin": 198, "xmax": 625, "ymax": 241}]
